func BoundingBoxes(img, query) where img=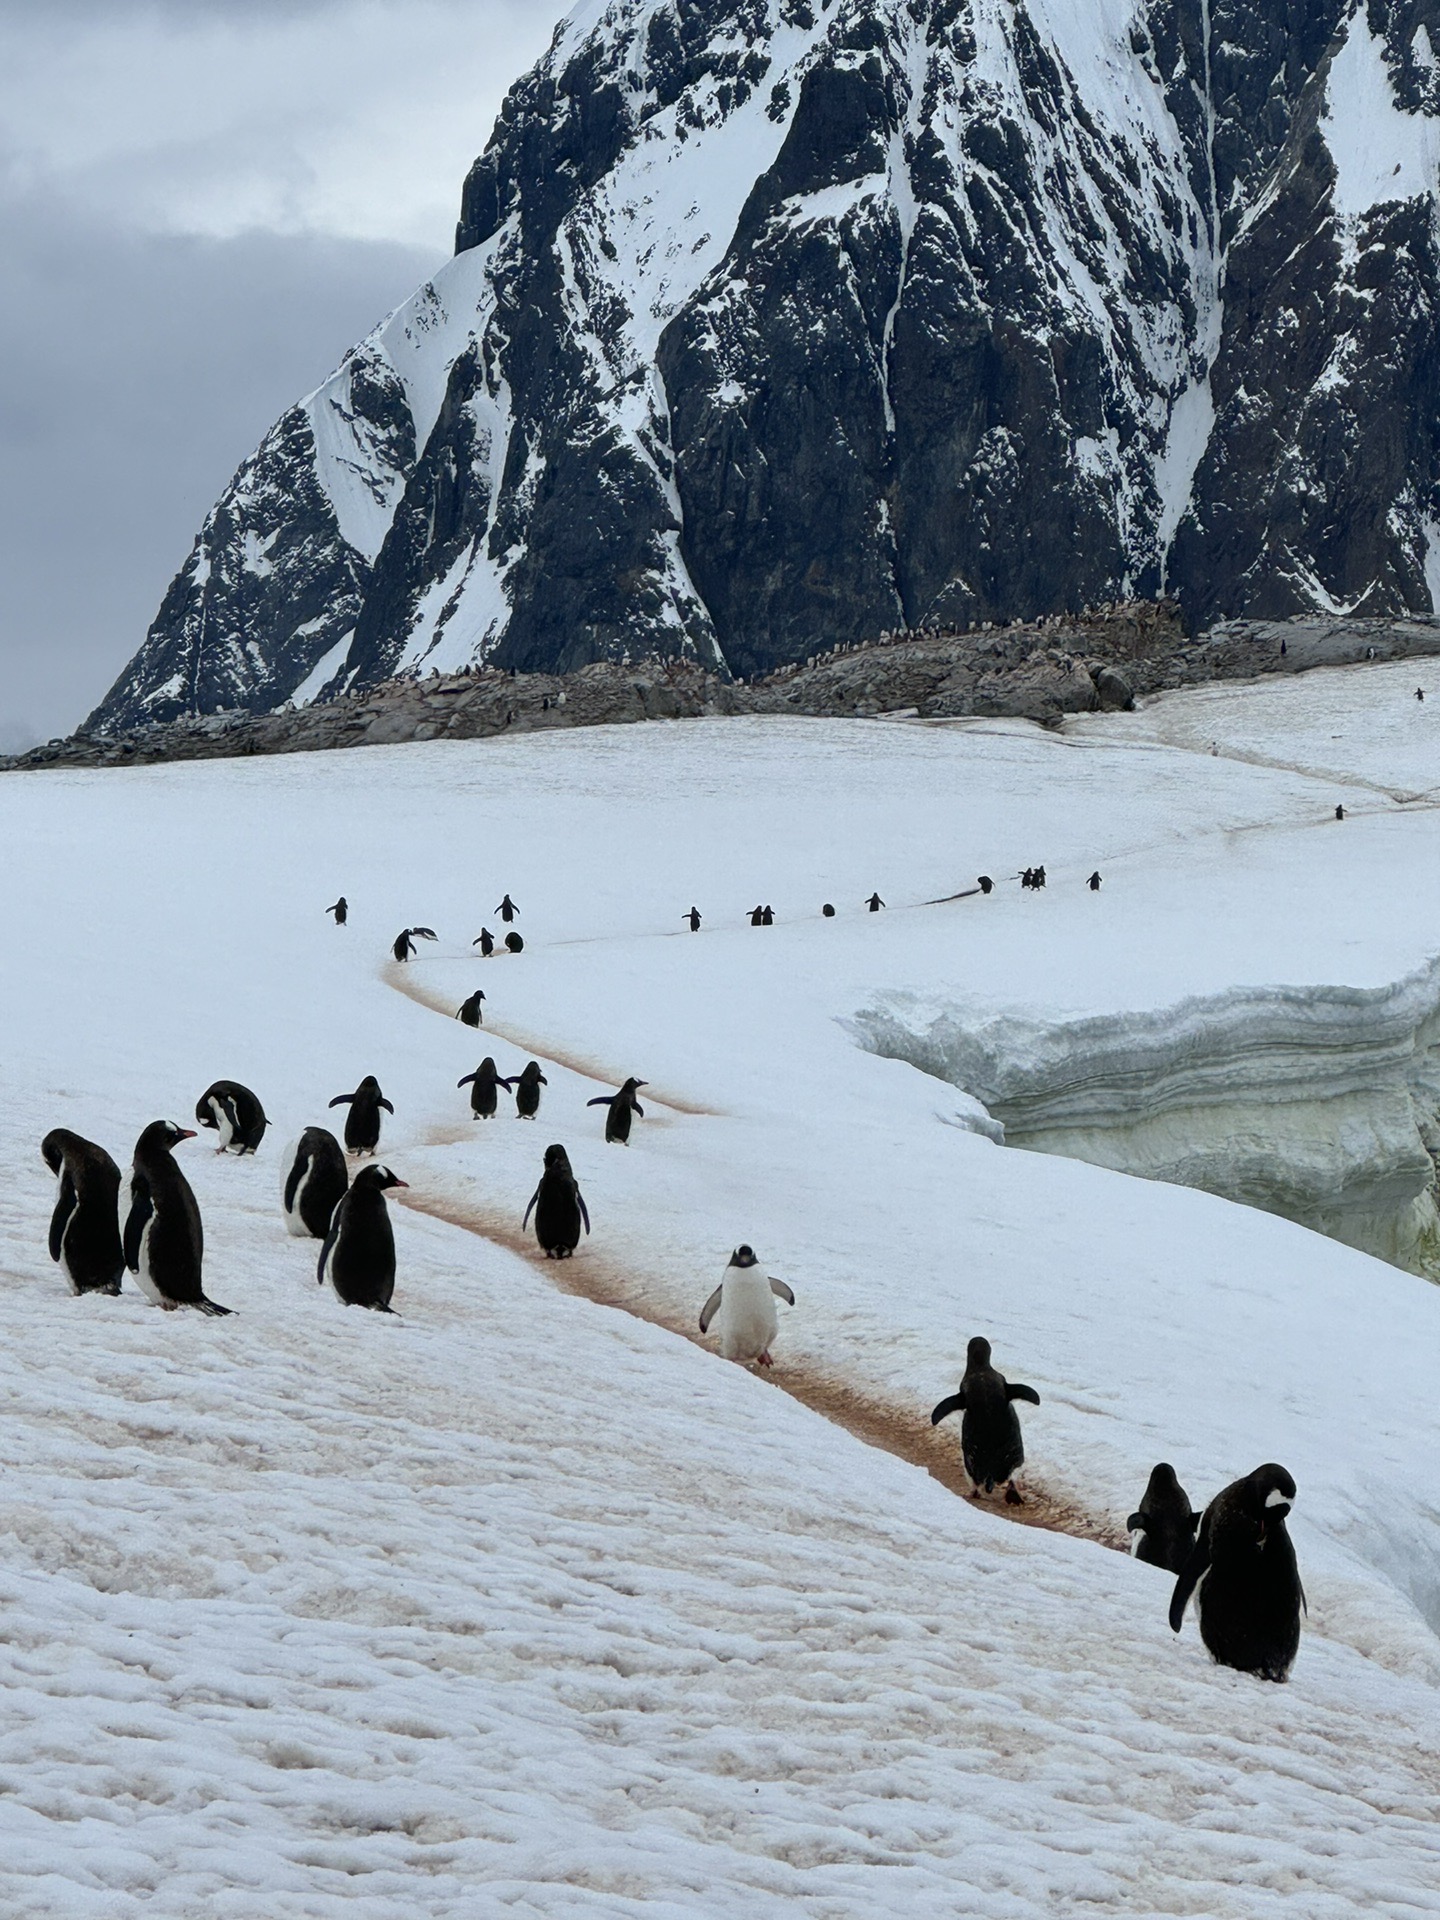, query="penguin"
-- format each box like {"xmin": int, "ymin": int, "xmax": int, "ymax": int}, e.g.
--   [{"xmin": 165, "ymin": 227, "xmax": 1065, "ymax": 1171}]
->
[
  {"xmin": 866, "ymin": 893, "xmax": 885, "ymax": 912},
  {"xmin": 458, "ymin": 989, "xmax": 486, "ymax": 1028},
  {"xmin": 587, "ymin": 1077, "xmax": 646, "ymax": 1144},
  {"xmin": 749, "ymin": 906, "xmax": 764, "ymax": 926},
  {"xmin": 512, "ymin": 1060, "xmax": 547, "ymax": 1119},
  {"xmin": 318, "ymin": 1164, "xmax": 408, "ymax": 1311},
  {"xmin": 761, "ymin": 905, "xmax": 774, "ymax": 926},
  {"xmin": 328, "ymin": 1075, "xmax": 394, "ymax": 1156},
  {"xmin": 978, "ymin": 876, "xmax": 994, "ymax": 894},
  {"xmin": 698, "ymin": 1246, "xmax": 794, "ymax": 1367},
  {"xmin": 495, "ymin": 894, "xmax": 519, "ymax": 924},
  {"xmin": 1418, "ymin": 688, "xmax": 1425, "ymax": 701},
  {"xmin": 1335, "ymin": 804, "xmax": 1346, "ymax": 820},
  {"xmin": 281, "ymin": 1127, "xmax": 348, "ymax": 1240},
  {"xmin": 41, "ymin": 1128, "xmax": 124, "ymax": 1295},
  {"xmin": 458, "ymin": 1056, "xmax": 511, "ymax": 1119},
  {"xmin": 1169, "ymin": 1463, "xmax": 1304, "ymax": 1681},
  {"xmin": 194, "ymin": 1080, "xmax": 268, "ymax": 1155},
  {"xmin": 124, "ymin": 1121, "xmax": 232, "ymax": 1315},
  {"xmin": 326, "ymin": 897, "xmax": 348, "ymax": 925},
  {"xmin": 1127, "ymin": 1463, "xmax": 1202, "ymax": 1573},
  {"xmin": 683, "ymin": 908, "xmax": 701, "ymax": 932},
  {"xmin": 1034, "ymin": 866, "xmax": 1046, "ymax": 889},
  {"xmin": 930, "ymin": 1337, "xmax": 1039, "ymax": 1502},
  {"xmin": 474, "ymin": 928, "xmax": 496, "ymax": 957},
  {"xmin": 506, "ymin": 932, "xmax": 524, "ymax": 954},
  {"xmin": 392, "ymin": 926, "xmax": 438, "ymax": 963},
  {"xmin": 821, "ymin": 903, "xmax": 836, "ymax": 918},
  {"xmin": 1021, "ymin": 868, "xmax": 1034, "ymax": 889},
  {"xmin": 523, "ymin": 1143, "xmax": 590, "ymax": 1257},
  {"xmin": 1088, "ymin": 871, "xmax": 1102, "ymax": 892}
]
